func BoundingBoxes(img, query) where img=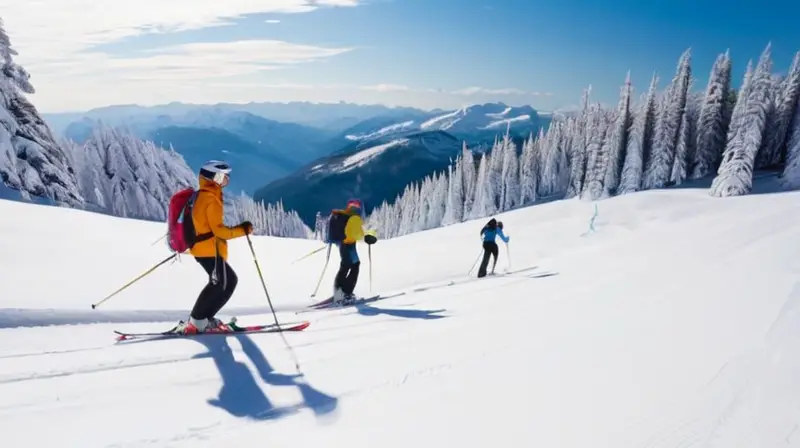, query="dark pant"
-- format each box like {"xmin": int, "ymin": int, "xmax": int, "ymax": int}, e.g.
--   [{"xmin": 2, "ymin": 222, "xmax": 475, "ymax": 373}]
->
[
  {"xmin": 191, "ymin": 256, "xmax": 238, "ymax": 320},
  {"xmin": 477, "ymin": 241, "xmax": 499, "ymax": 277},
  {"xmin": 334, "ymin": 243, "xmax": 360, "ymax": 295}
]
